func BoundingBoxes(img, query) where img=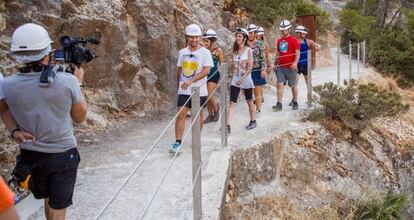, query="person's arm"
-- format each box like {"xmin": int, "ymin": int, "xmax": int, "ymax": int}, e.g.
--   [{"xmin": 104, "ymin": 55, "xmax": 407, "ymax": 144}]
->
[
  {"xmin": 176, "ymin": 67, "xmax": 181, "ymax": 87},
  {"xmin": 0, "ymin": 102, "xmax": 34, "ymax": 142},
  {"xmin": 243, "ymin": 49, "xmax": 254, "ymax": 79},
  {"xmin": 291, "ymin": 39, "xmax": 301, "ymax": 69},
  {"xmin": 274, "ymin": 40, "xmax": 280, "ymax": 68},
  {"xmin": 259, "ymin": 42, "xmax": 267, "ymax": 71},
  {"xmin": 308, "ymin": 39, "xmax": 321, "ymax": 51},
  {"xmin": 217, "ymin": 48, "xmax": 224, "ymax": 65},
  {"xmin": 70, "ymin": 66, "xmax": 87, "ymax": 123},
  {"xmin": 265, "ymin": 42, "xmax": 271, "ymax": 72},
  {"xmin": 291, "ymin": 49, "xmax": 300, "ymax": 69}
]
